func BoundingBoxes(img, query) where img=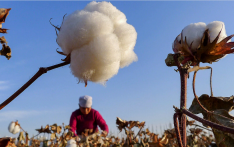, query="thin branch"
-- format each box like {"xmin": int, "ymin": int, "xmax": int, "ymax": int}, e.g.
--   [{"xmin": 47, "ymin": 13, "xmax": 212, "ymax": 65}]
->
[
  {"xmin": 0, "ymin": 61, "xmax": 70, "ymax": 110},
  {"xmin": 133, "ymin": 123, "xmax": 145, "ymax": 140},
  {"xmin": 210, "ymin": 67, "xmax": 213, "ymax": 97},
  {"xmin": 173, "ymin": 112, "xmax": 184, "ymax": 147},
  {"xmin": 182, "ymin": 108, "xmax": 234, "ymax": 134},
  {"xmin": 192, "ymin": 71, "xmax": 209, "ymax": 113}
]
